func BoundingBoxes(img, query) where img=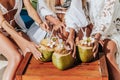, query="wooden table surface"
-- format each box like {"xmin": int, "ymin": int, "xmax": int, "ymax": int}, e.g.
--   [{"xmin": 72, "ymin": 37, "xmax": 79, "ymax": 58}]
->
[{"xmin": 16, "ymin": 52, "xmax": 108, "ymax": 80}]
